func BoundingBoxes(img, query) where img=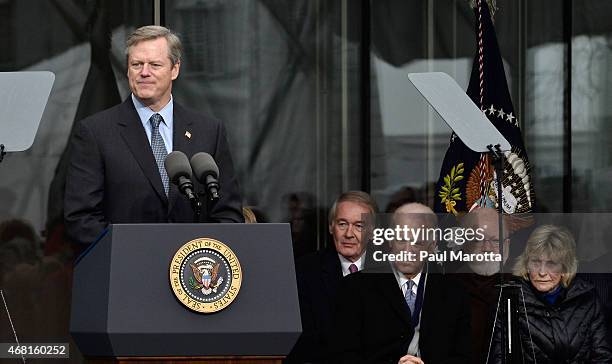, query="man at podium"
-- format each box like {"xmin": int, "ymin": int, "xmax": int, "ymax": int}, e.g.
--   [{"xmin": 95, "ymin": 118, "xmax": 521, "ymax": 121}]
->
[{"xmin": 64, "ymin": 25, "xmax": 243, "ymax": 245}]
